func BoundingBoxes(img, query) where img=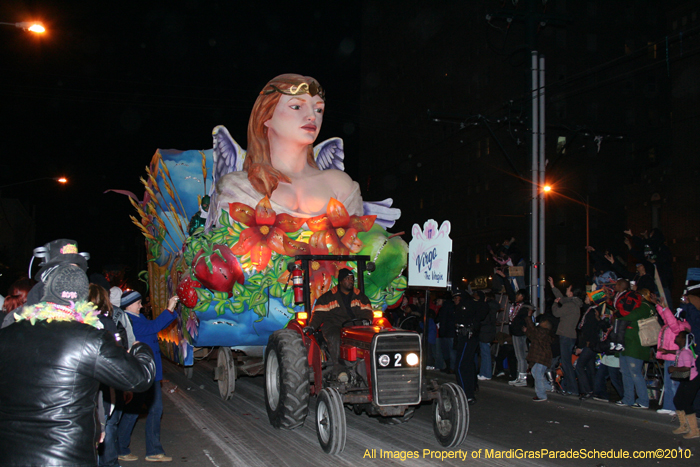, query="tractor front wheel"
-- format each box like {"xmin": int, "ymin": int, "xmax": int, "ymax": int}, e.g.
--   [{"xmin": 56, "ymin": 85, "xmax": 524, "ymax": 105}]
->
[
  {"xmin": 316, "ymin": 388, "xmax": 346, "ymax": 455},
  {"xmin": 432, "ymin": 382, "xmax": 469, "ymax": 447},
  {"xmin": 264, "ymin": 329, "xmax": 310, "ymax": 429}
]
